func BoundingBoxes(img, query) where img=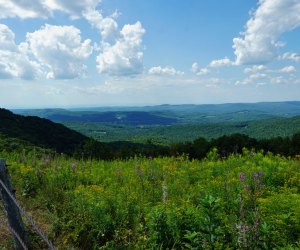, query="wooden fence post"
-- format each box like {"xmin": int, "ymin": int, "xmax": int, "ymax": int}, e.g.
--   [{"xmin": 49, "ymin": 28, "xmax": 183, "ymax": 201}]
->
[{"xmin": 0, "ymin": 159, "xmax": 28, "ymax": 249}]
